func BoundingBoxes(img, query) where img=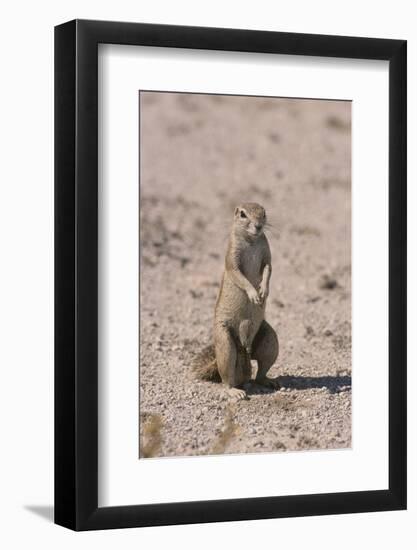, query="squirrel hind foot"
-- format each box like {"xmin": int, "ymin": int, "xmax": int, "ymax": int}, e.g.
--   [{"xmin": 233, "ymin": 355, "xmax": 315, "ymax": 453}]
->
[
  {"xmin": 254, "ymin": 377, "xmax": 280, "ymax": 390},
  {"xmin": 227, "ymin": 387, "xmax": 248, "ymax": 401}
]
